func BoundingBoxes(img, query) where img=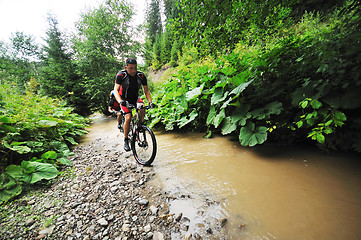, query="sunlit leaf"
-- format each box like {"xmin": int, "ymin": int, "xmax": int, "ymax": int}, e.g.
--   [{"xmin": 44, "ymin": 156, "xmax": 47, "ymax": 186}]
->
[
  {"xmin": 57, "ymin": 157, "xmax": 72, "ymax": 166},
  {"xmin": 41, "ymin": 151, "xmax": 58, "ymax": 160},
  {"xmin": 186, "ymin": 83, "xmax": 204, "ymax": 101},
  {"xmin": 0, "ymin": 116, "xmax": 11, "ymax": 123},
  {"xmin": 65, "ymin": 136, "xmax": 78, "ymax": 145},
  {"xmin": 310, "ymin": 99, "xmax": 322, "ymax": 109},
  {"xmin": 38, "ymin": 120, "xmax": 58, "ymax": 127}
]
